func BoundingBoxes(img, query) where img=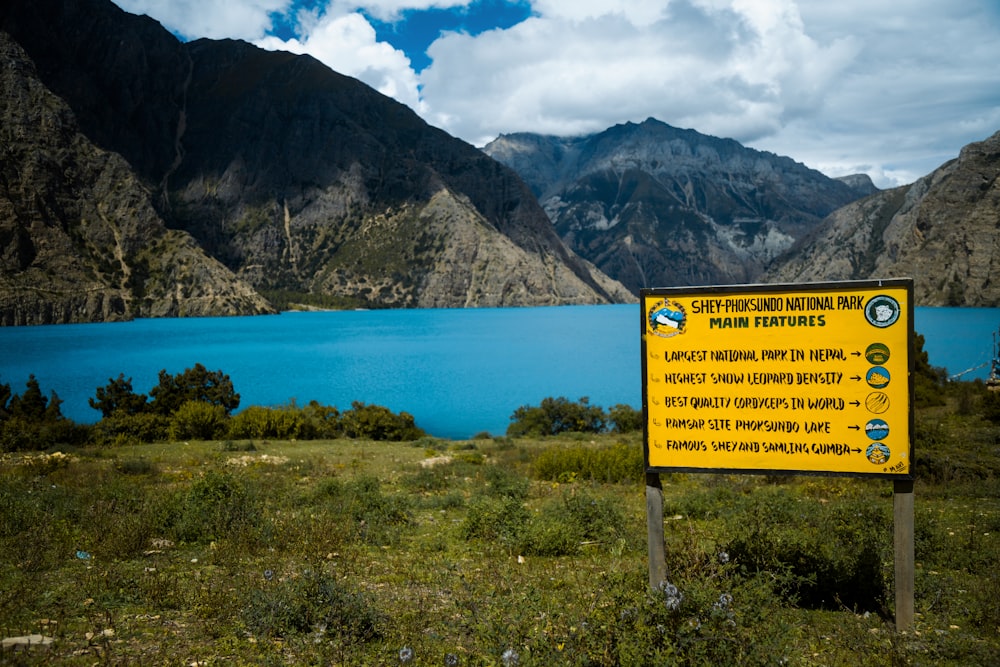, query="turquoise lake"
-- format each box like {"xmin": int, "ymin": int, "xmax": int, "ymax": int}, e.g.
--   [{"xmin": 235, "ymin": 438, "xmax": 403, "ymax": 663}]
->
[{"xmin": 1, "ymin": 305, "xmax": 997, "ymax": 439}]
